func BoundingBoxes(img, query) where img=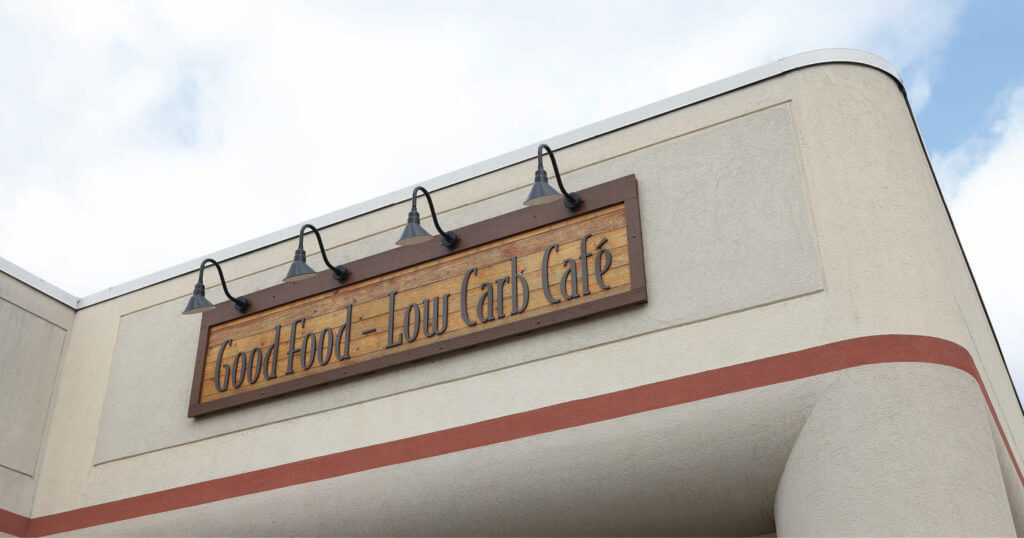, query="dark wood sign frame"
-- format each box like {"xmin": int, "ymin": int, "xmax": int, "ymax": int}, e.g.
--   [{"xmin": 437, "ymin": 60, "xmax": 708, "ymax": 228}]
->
[{"xmin": 188, "ymin": 175, "xmax": 645, "ymax": 417}]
